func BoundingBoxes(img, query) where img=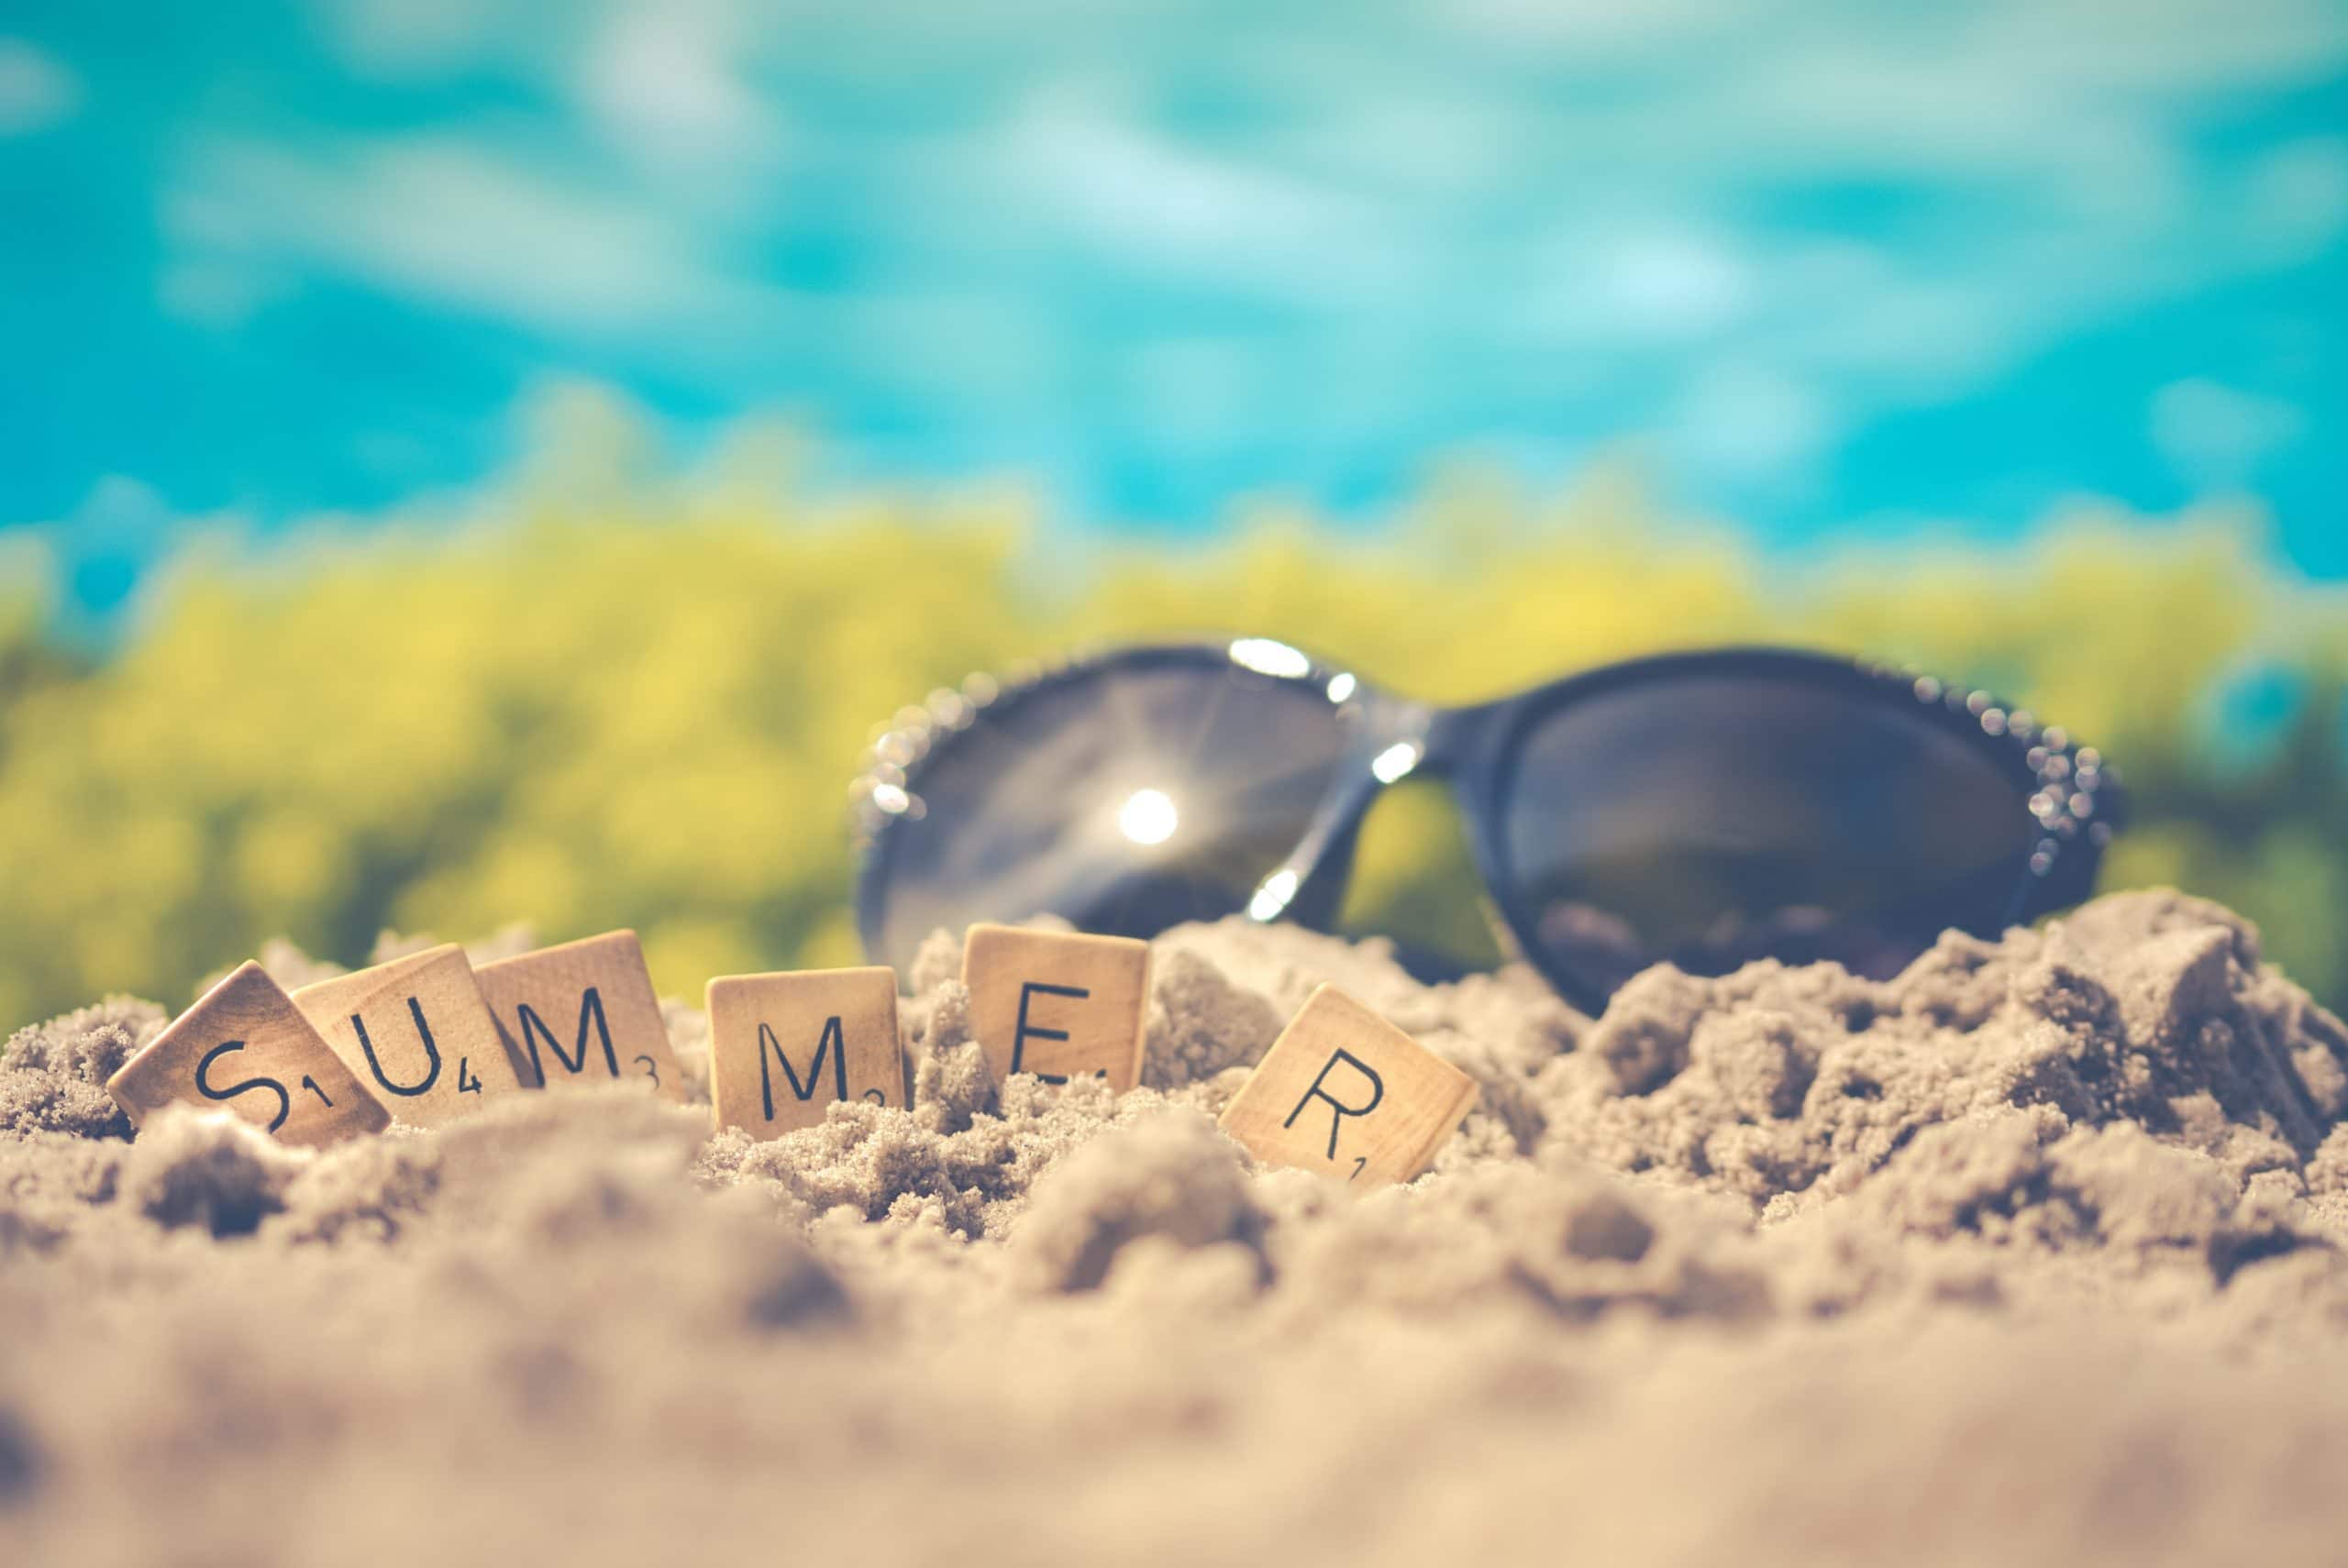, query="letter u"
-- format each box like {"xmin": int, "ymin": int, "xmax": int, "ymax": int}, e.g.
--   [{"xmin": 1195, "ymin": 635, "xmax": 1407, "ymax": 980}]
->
[{"xmin": 351, "ymin": 998, "xmax": 442, "ymax": 1097}]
